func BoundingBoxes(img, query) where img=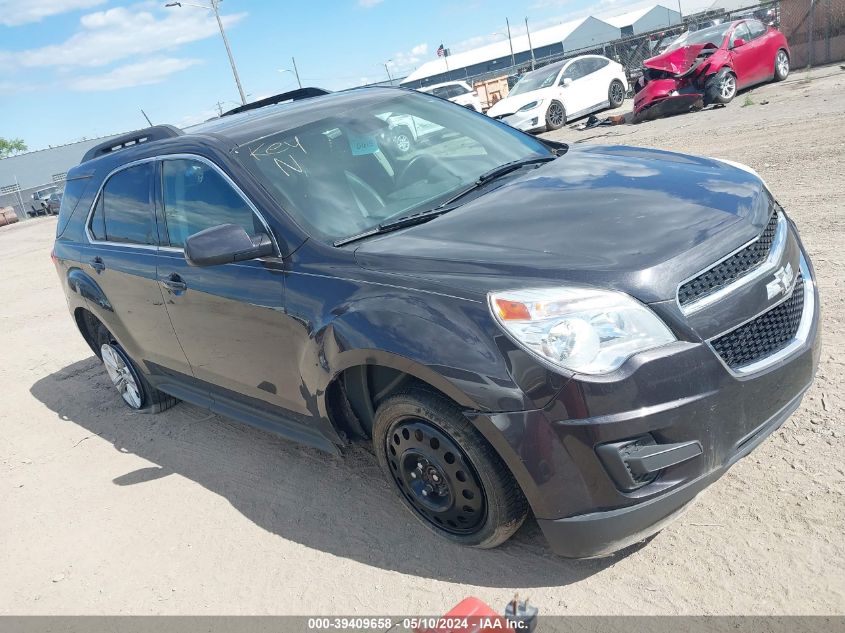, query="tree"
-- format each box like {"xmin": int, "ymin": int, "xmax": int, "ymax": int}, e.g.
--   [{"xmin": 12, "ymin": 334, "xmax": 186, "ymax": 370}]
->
[{"xmin": 0, "ymin": 137, "xmax": 28, "ymax": 158}]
